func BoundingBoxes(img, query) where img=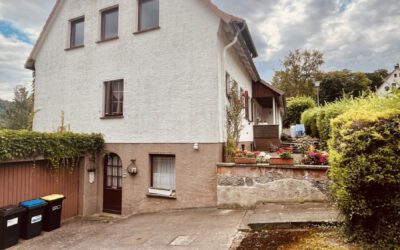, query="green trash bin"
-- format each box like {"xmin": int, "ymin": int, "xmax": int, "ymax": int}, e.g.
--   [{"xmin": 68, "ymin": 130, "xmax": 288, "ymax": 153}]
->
[
  {"xmin": 19, "ymin": 199, "xmax": 47, "ymax": 240},
  {"xmin": 41, "ymin": 194, "xmax": 65, "ymax": 232},
  {"xmin": 0, "ymin": 205, "xmax": 26, "ymax": 250}
]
